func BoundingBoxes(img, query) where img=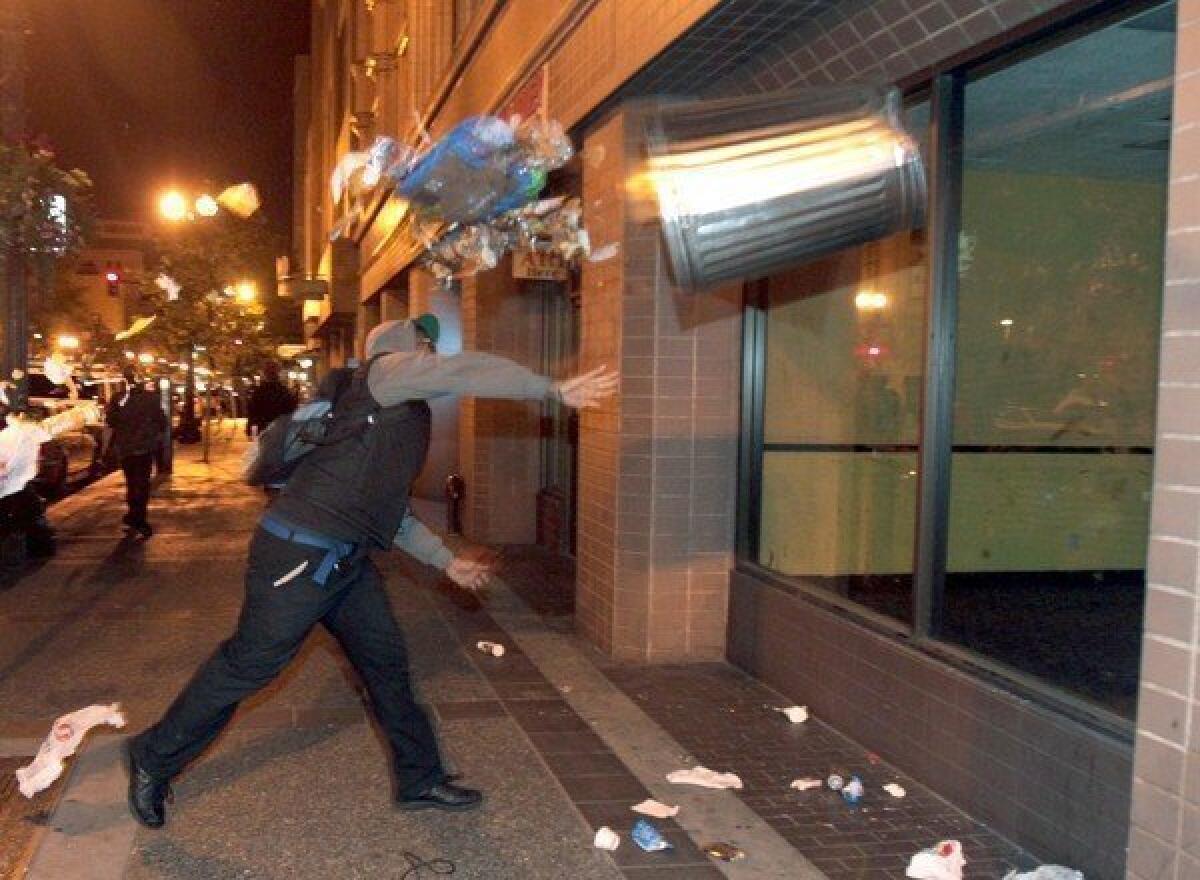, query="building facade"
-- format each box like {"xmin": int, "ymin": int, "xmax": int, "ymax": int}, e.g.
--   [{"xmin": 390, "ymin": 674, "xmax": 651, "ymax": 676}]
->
[
  {"xmin": 64, "ymin": 219, "xmax": 150, "ymax": 342},
  {"xmin": 293, "ymin": 1, "xmax": 1200, "ymax": 875}
]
